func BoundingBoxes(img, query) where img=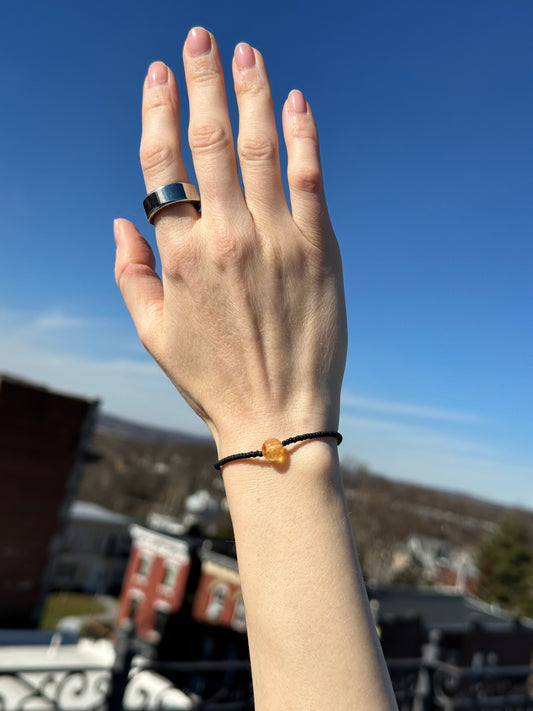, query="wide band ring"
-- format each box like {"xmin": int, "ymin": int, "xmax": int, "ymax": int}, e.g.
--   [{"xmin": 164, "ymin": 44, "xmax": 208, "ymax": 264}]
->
[{"xmin": 143, "ymin": 183, "xmax": 201, "ymax": 224}]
